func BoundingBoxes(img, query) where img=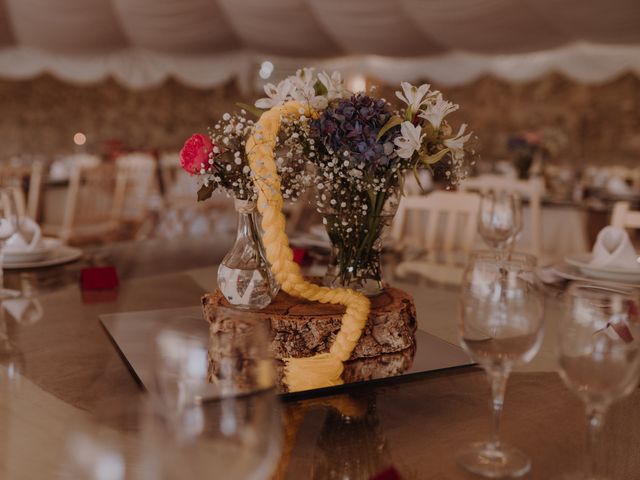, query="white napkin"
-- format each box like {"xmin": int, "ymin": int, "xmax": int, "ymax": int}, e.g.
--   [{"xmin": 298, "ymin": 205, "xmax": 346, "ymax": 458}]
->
[
  {"xmin": 590, "ymin": 226, "xmax": 640, "ymax": 270},
  {"xmin": 2, "ymin": 218, "xmax": 43, "ymax": 253},
  {"xmin": 606, "ymin": 176, "xmax": 632, "ymax": 196}
]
